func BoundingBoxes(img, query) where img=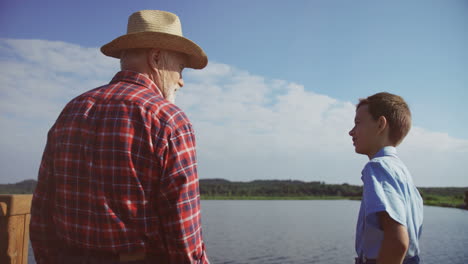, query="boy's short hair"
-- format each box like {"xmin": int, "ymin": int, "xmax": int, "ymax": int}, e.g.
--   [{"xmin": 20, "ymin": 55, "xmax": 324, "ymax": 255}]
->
[{"xmin": 357, "ymin": 92, "xmax": 412, "ymax": 146}]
